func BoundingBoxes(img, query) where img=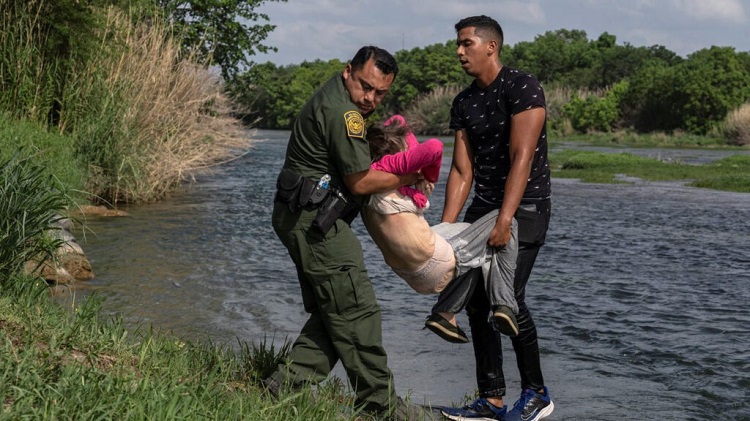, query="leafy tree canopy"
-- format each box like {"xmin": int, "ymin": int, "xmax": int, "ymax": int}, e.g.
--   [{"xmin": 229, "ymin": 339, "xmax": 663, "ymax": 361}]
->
[{"xmin": 155, "ymin": 0, "xmax": 287, "ymax": 80}]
